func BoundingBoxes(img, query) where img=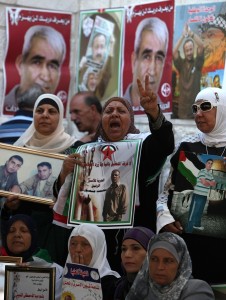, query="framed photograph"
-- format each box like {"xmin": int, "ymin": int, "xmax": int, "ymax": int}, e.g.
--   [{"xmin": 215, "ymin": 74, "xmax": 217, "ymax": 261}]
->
[
  {"xmin": 0, "ymin": 143, "xmax": 66, "ymax": 205},
  {"xmin": 4, "ymin": 266, "xmax": 55, "ymax": 300},
  {"xmin": 0, "ymin": 258, "xmax": 22, "ymax": 299}
]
